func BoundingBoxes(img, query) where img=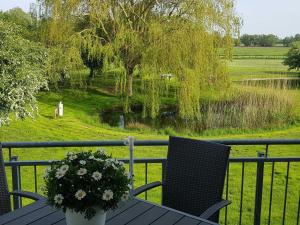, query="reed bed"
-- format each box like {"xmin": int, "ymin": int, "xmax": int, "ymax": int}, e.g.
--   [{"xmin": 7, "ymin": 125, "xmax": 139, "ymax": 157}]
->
[{"xmin": 195, "ymin": 82, "xmax": 296, "ymax": 131}]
